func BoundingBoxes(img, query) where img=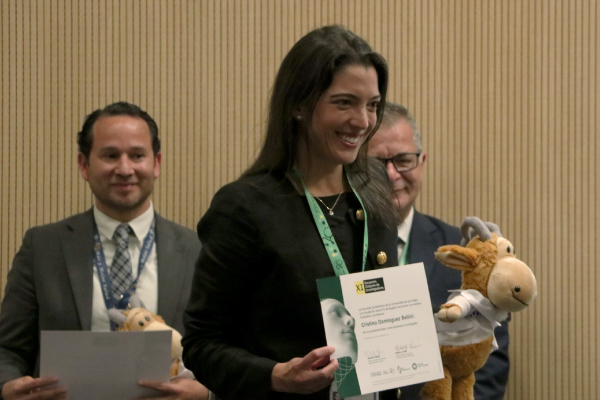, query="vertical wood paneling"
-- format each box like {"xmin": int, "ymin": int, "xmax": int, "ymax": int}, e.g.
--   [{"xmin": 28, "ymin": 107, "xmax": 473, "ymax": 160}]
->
[
  {"xmin": 1, "ymin": 0, "xmax": 9, "ymax": 292},
  {"xmin": 590, "ymin": 4, "xmax": 598, "ymax": 396},
  {"xmin": 580, "ymin": 4, "xmax": 590, "ymax": 399},
  {"xmin": 1, "ymin": 1, "xmax": 599, "ymax": 399}
]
